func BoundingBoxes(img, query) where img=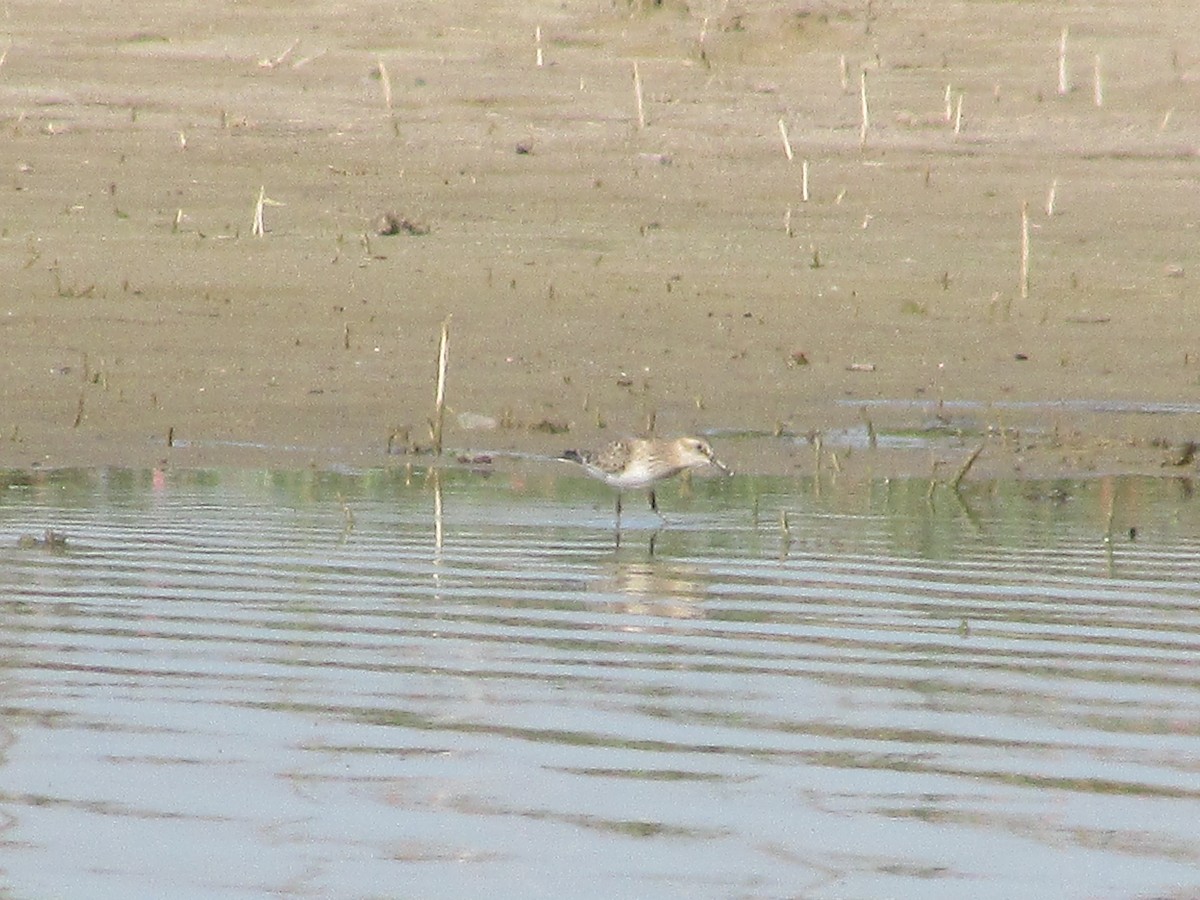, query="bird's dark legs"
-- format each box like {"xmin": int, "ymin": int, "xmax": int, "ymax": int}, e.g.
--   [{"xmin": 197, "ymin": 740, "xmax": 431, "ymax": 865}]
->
[{"xmin": 613, "ymin": 491, "xmax": 664, "ymax": 551}]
